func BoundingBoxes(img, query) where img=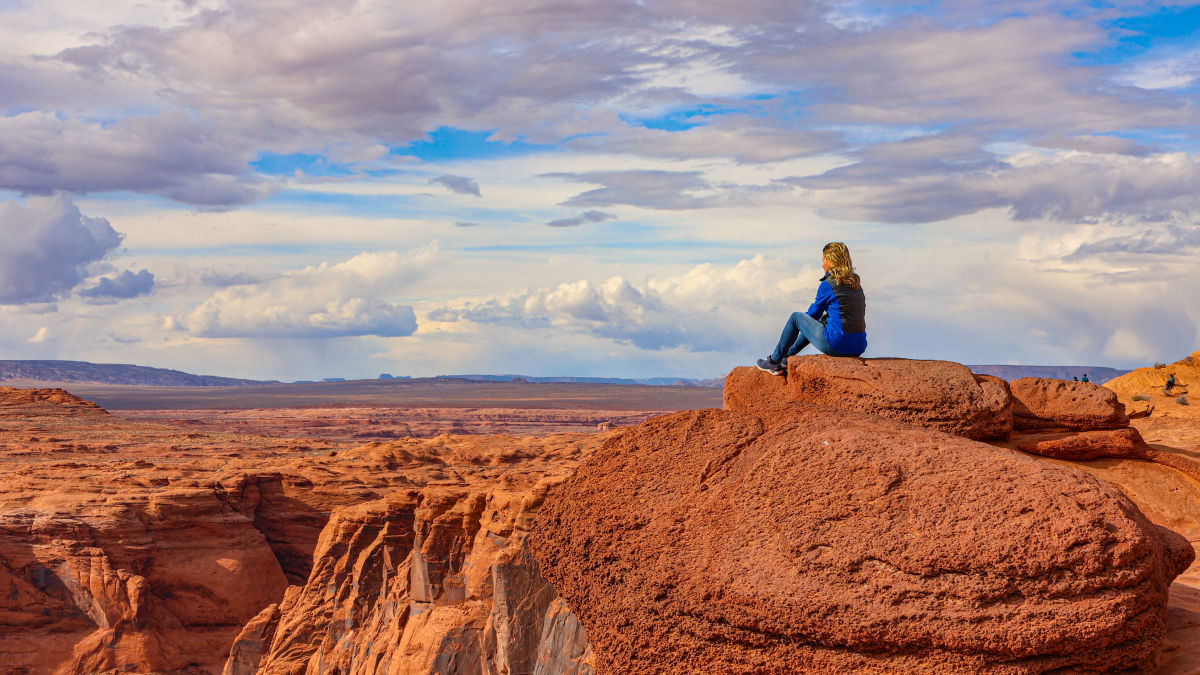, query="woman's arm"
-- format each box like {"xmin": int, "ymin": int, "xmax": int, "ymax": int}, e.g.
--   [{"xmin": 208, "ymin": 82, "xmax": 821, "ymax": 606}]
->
[{"xmin": 806, "ymin": 280, "xmax": 834, "ymax": 319}]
